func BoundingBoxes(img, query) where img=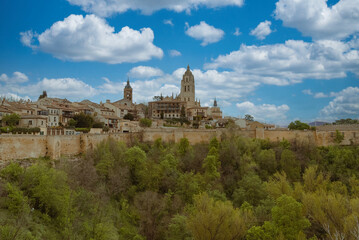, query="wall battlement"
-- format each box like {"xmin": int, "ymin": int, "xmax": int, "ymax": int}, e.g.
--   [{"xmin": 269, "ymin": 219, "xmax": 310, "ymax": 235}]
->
[{"xmin": 1, "ymin": 128, "xmax": 358, "ymax": 162}]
